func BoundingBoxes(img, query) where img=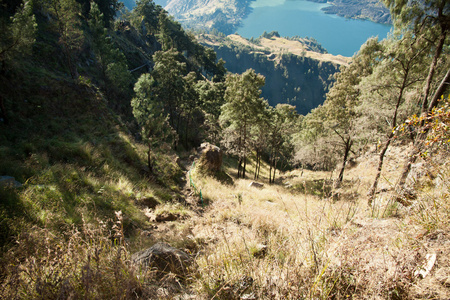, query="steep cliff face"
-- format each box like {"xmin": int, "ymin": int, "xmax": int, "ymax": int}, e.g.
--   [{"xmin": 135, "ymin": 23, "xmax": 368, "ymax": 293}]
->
[{"xmin": 199, "ymin": 34, "xmax": 348, "ymax": 115}]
